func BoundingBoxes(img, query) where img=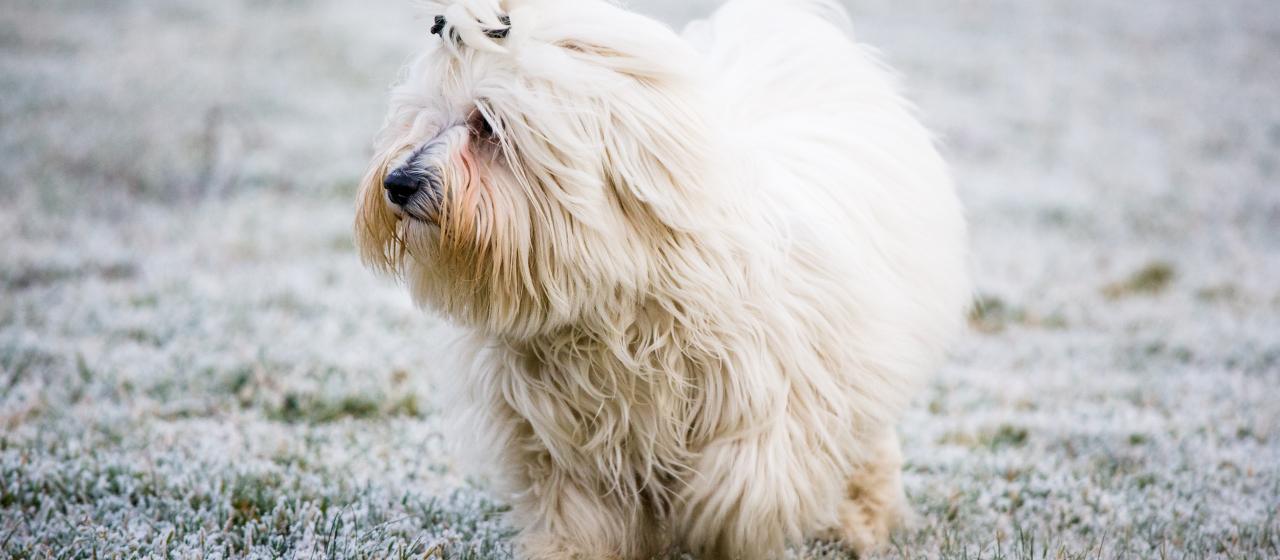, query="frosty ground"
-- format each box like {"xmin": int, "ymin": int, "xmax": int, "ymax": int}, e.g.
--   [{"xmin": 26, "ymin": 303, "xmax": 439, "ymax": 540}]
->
[{"xmin": 2, "ymin": 0, "xmax": 1278, "ymax": 558}]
